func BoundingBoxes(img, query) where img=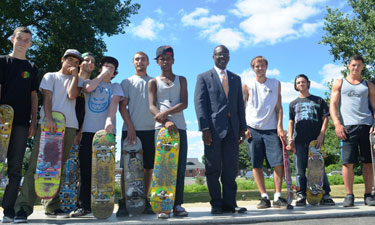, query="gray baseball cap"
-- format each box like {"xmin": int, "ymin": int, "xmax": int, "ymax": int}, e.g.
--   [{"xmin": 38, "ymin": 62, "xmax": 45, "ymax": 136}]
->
[{"xmin": 63, "ymin": 49, "xmax": 84, "ymax": 63}]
